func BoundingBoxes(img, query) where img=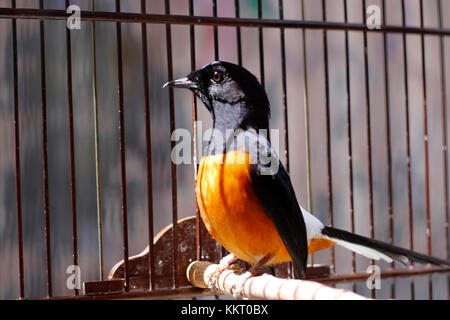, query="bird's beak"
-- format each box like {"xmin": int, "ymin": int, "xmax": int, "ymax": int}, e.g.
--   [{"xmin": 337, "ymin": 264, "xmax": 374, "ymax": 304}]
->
[{"xmin": 163, "ymin": 77, "xmax": 197, "ymax": 89}]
